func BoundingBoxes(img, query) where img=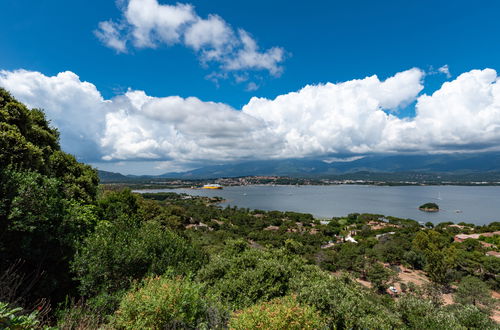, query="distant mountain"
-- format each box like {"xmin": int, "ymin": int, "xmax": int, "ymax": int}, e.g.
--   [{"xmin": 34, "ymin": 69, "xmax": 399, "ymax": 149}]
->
[
  {"xmin": 158, "ymin": 153, "xmax": 500, "ymax": 179},
  {"xmin": 97, "ymin": 170, "xmax": 132, "ymax": 182}
]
